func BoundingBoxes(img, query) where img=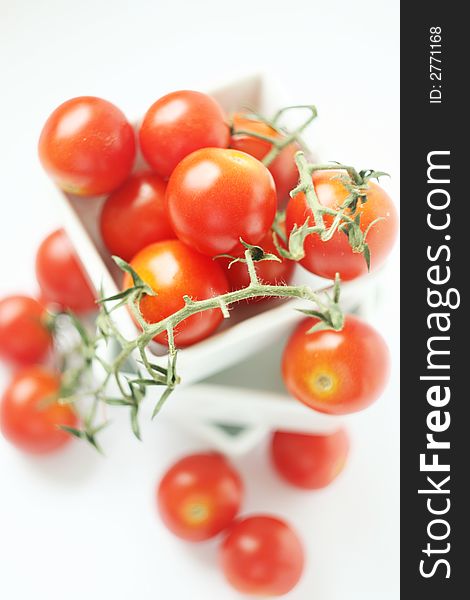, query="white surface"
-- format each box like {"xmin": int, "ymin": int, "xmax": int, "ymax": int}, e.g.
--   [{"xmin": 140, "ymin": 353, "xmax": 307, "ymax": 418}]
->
[{"xmin": 0, "ymin": 1, "xmax": 400, "ymax": 599}]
